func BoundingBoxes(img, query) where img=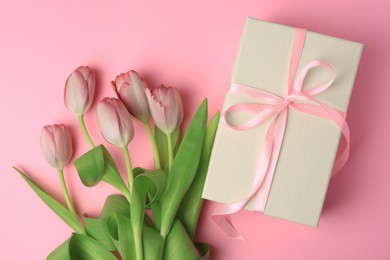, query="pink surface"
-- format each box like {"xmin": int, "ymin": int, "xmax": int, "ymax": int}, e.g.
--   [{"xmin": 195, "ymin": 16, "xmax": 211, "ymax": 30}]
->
[{"xmin": 1, "ymin": 0, "xmax": 389, "ymax": 259}]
